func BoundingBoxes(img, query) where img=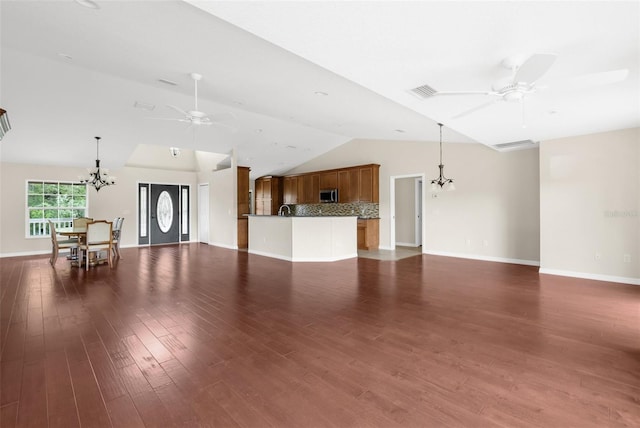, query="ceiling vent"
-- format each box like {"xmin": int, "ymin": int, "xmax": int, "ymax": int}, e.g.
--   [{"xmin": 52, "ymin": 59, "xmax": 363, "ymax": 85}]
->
[
  {"xmin": 158, "ymin": 78, "xmax": 178, "ymax": 86},
  {"xmin": 409, "ymin": 84, "xmax": 438, "ymax": 99},
  {"xmin": 492, "ymin": 139, "xmax": 539, "ymax": 152}
]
